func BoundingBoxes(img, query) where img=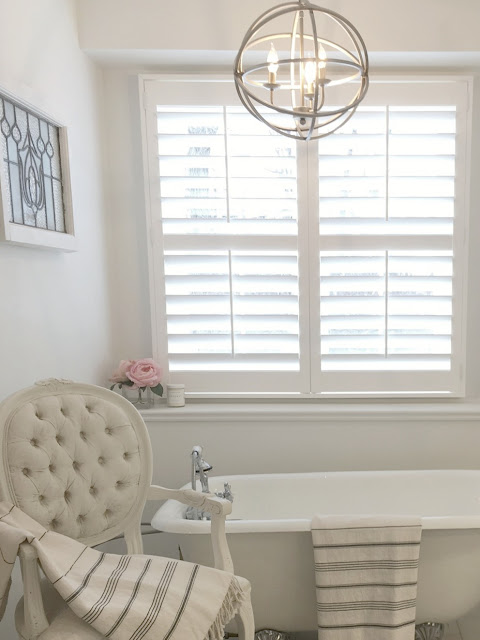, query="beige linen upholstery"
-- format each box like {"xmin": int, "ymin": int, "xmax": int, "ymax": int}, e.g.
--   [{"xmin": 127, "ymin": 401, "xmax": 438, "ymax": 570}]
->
[
  {"xmin": 0, "ymin": 379, "xmax": 254, "ymax": 640},
  {"xmin": 0, "ymin": 380, "xmax": 151, "ymax": 551},
  {"xmin": 6, "ymin": 392, "xmax": 142, "ymax": 540}
]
